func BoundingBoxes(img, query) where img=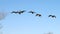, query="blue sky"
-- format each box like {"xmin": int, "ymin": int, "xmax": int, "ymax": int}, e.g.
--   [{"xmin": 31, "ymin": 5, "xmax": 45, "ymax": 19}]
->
[{"xmin": 0, "ymin": 0, "xmax": 60, "ymax": 34}]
